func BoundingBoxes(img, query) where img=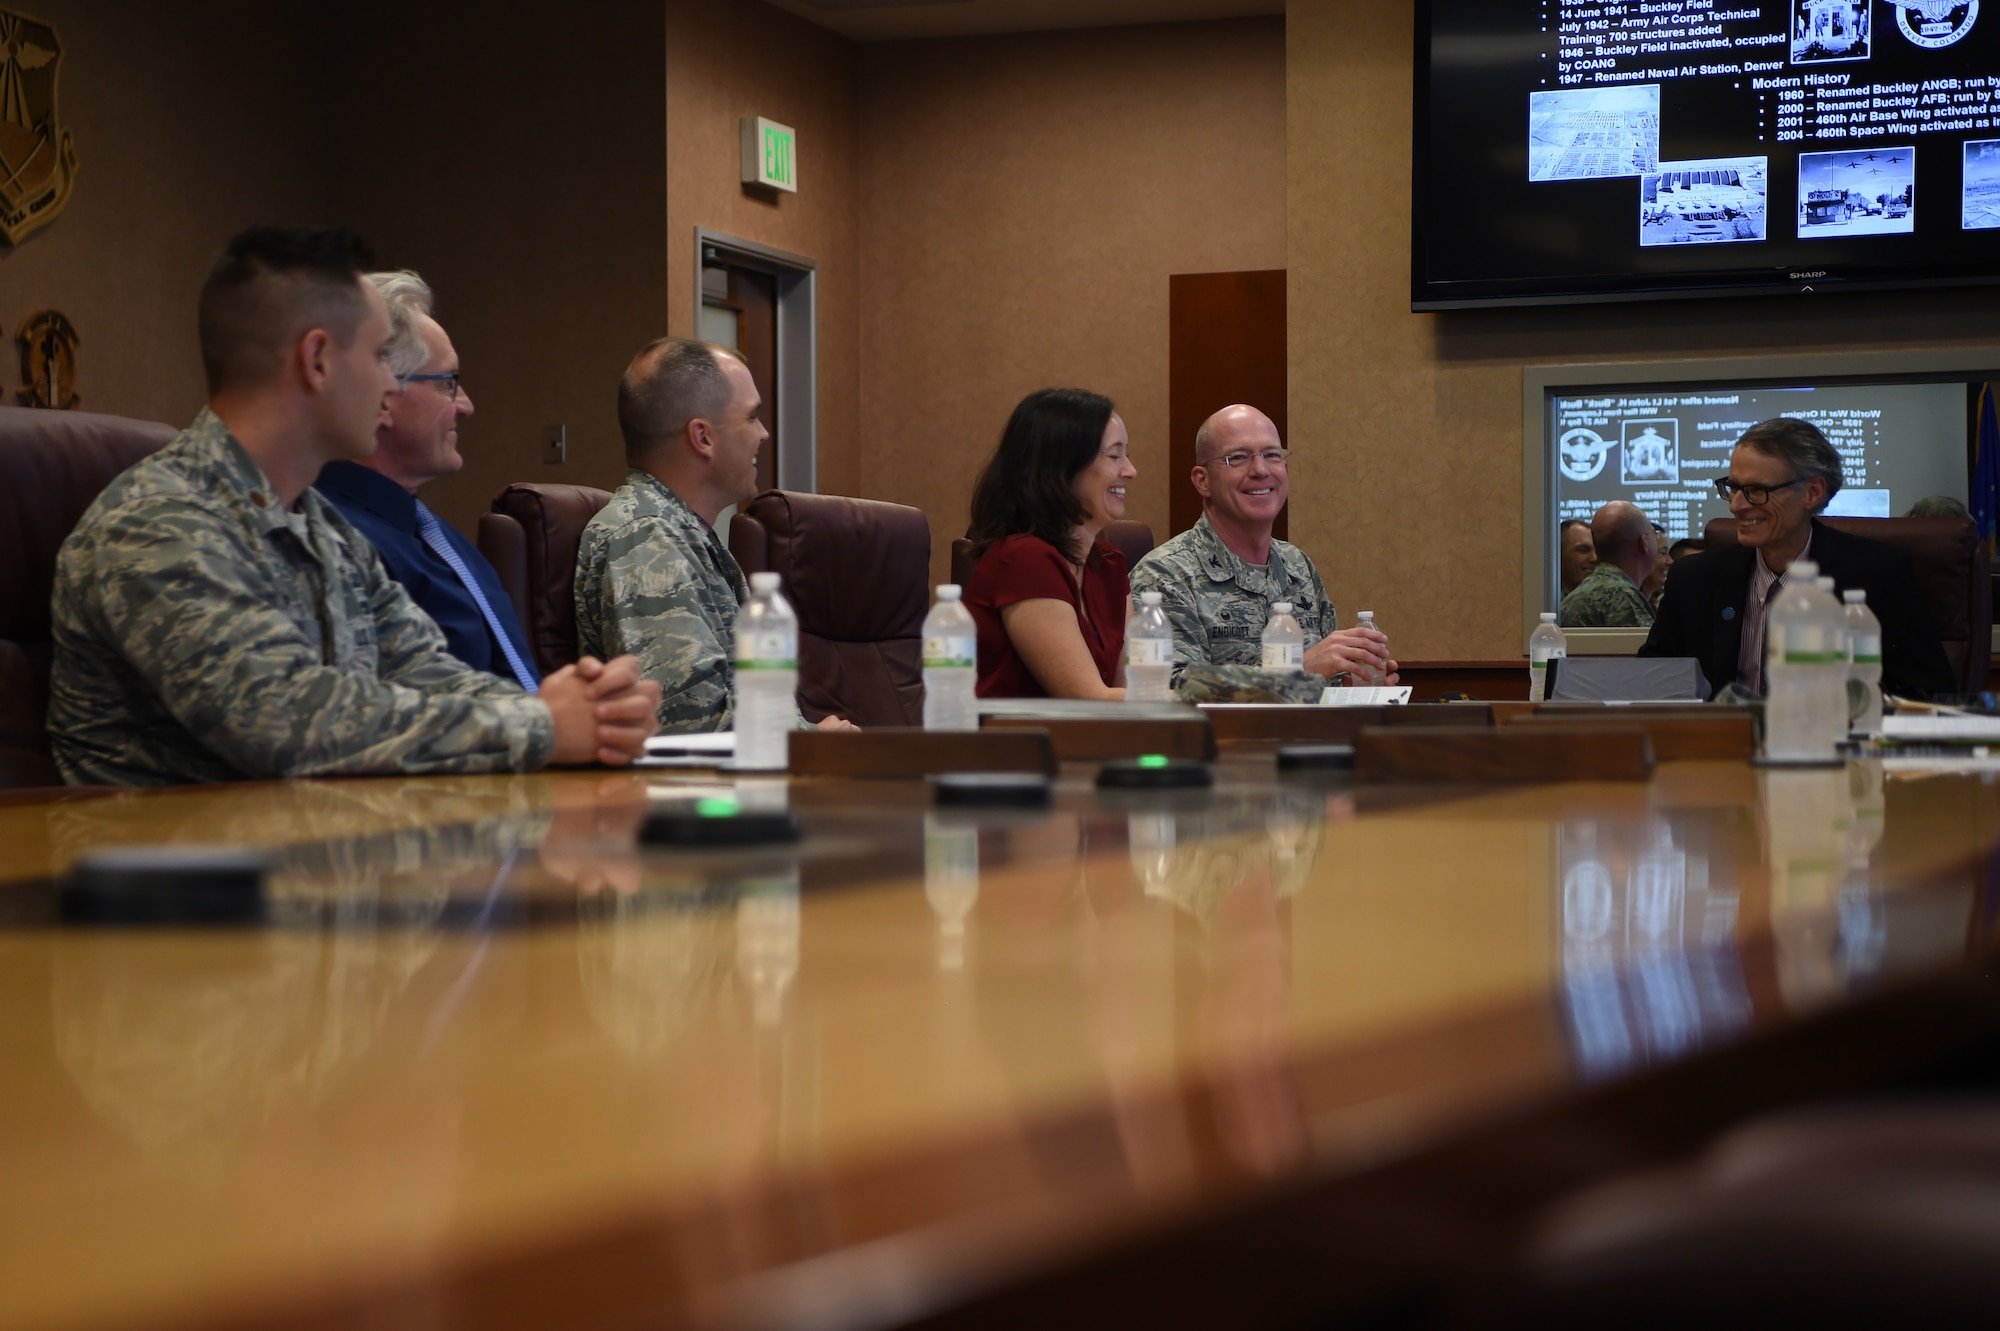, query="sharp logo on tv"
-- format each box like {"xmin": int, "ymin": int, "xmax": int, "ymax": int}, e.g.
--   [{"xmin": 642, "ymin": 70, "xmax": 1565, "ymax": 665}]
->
[{"xmin": 1895, "ymin": 0, "xmax": 1979, "ymax": 49}]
